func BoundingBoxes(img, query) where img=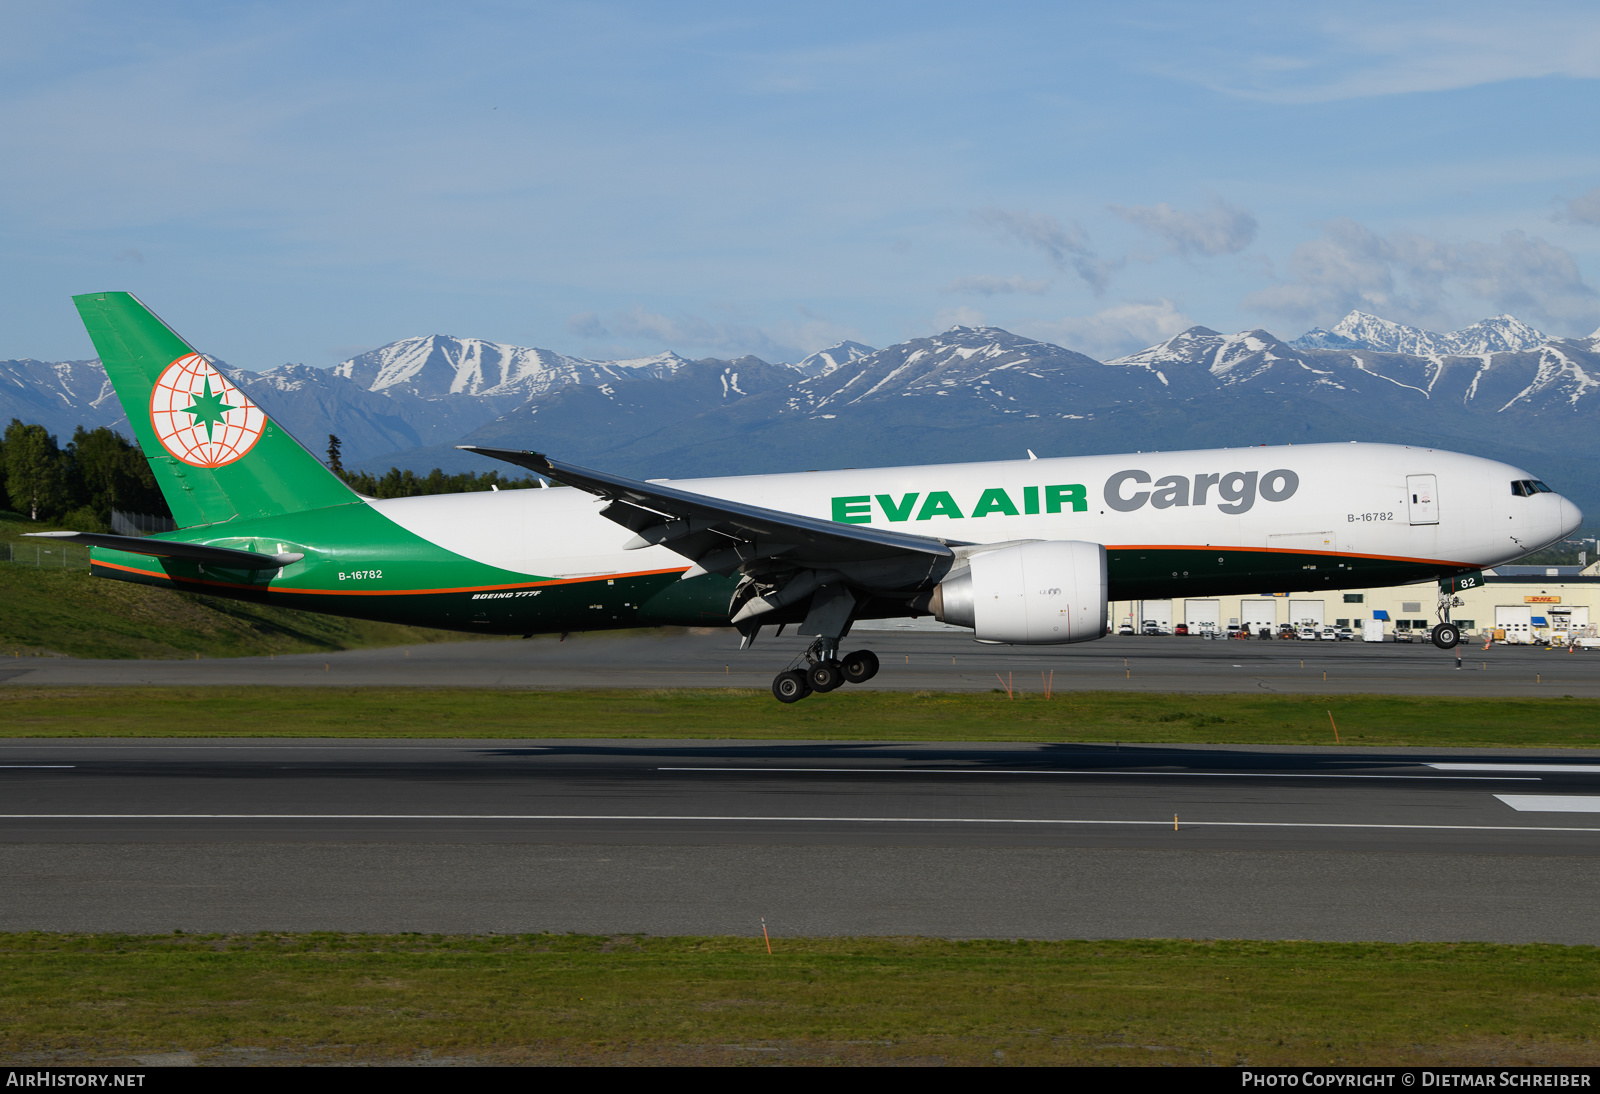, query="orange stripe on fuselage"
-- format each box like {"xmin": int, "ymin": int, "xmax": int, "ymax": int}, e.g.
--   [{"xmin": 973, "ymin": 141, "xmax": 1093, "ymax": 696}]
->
[{"xmin": 88, "ymin": 558, "xmax": 693, "ymax": 595}]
